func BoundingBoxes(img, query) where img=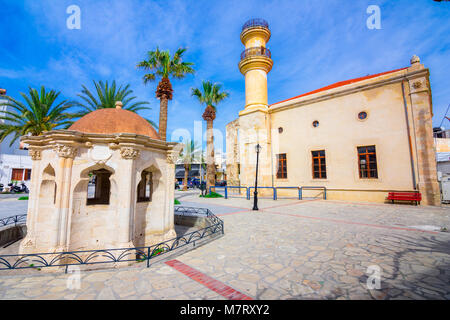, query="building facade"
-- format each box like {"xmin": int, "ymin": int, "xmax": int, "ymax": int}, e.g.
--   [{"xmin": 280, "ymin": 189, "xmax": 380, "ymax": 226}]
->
[
  {"xmin": 226, "ymin": 19, "xmax": 440, "ymax": 205},
  {"xmin": 0, "ymin": 89, "xmax": 32, "ymax": 189}
]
